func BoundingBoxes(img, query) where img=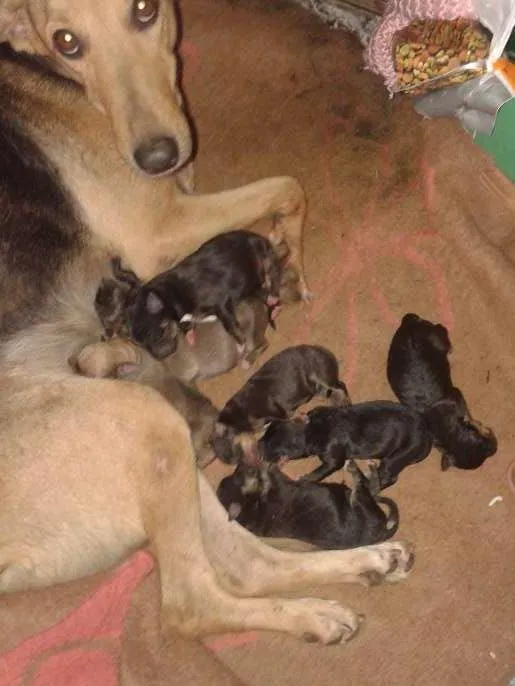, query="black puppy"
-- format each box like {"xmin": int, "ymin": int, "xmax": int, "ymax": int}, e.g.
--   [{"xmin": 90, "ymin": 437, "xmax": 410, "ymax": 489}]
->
[
  {"xmin": 216, "ymin": 460, "xmax": 399, "ymax": 550},
  {"xmin": 127, "ymin": 230, "xmax": 282, "ymax": 358},
  {"xmin": 212, "ymin": 345, "xmax": 350, "ymax": 464},
  {"xmin": 258, "ymin": 401, "xmax": 433, "ymax": 489},
  {"xmin": 387, "ymin": 313, "xmax": 497, "ymax": 470}
]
